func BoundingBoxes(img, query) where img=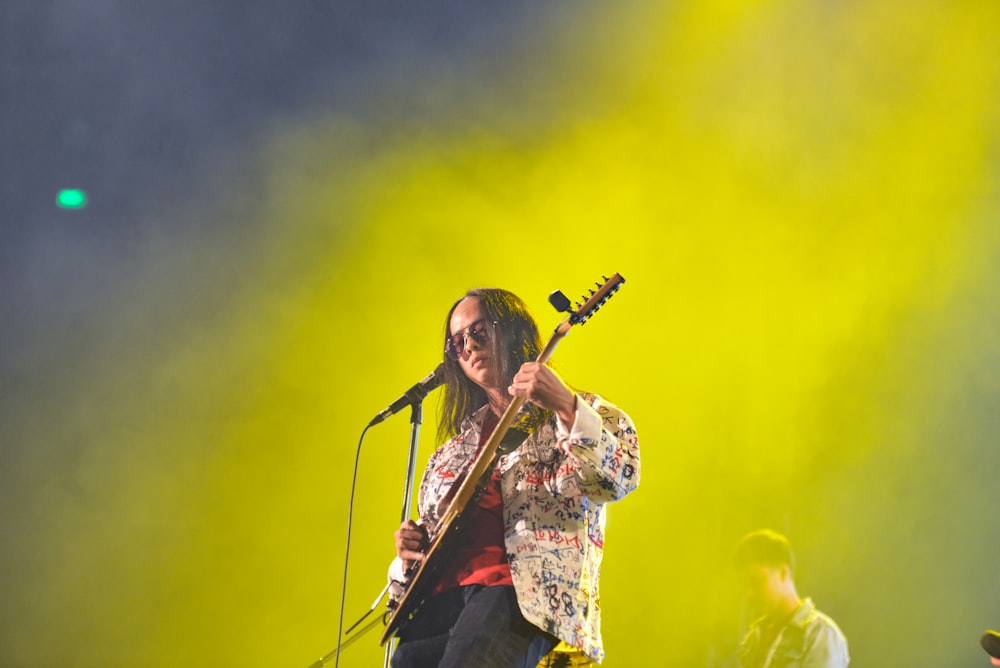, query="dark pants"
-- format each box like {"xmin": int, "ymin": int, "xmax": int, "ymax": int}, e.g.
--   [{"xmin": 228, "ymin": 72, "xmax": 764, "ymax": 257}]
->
[{"xmin": 390, "ymin": 585, "xmax": 558, "ymax": 668}]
